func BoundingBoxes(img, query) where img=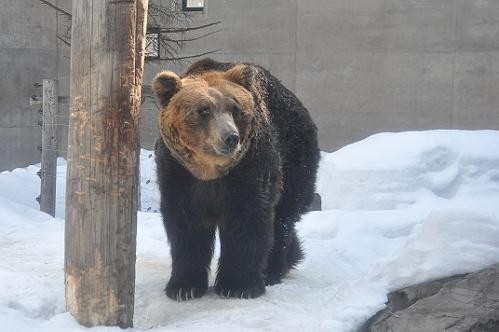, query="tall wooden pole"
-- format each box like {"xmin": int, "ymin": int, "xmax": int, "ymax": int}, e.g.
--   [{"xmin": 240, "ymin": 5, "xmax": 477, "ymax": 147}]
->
[
  {"xmin": 40, "ymin": 79, "xmax": 58, "ymax": 217},
  {"xmin": 65, "ymin": 0, "xmax": 148, "ymax": 328}
]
